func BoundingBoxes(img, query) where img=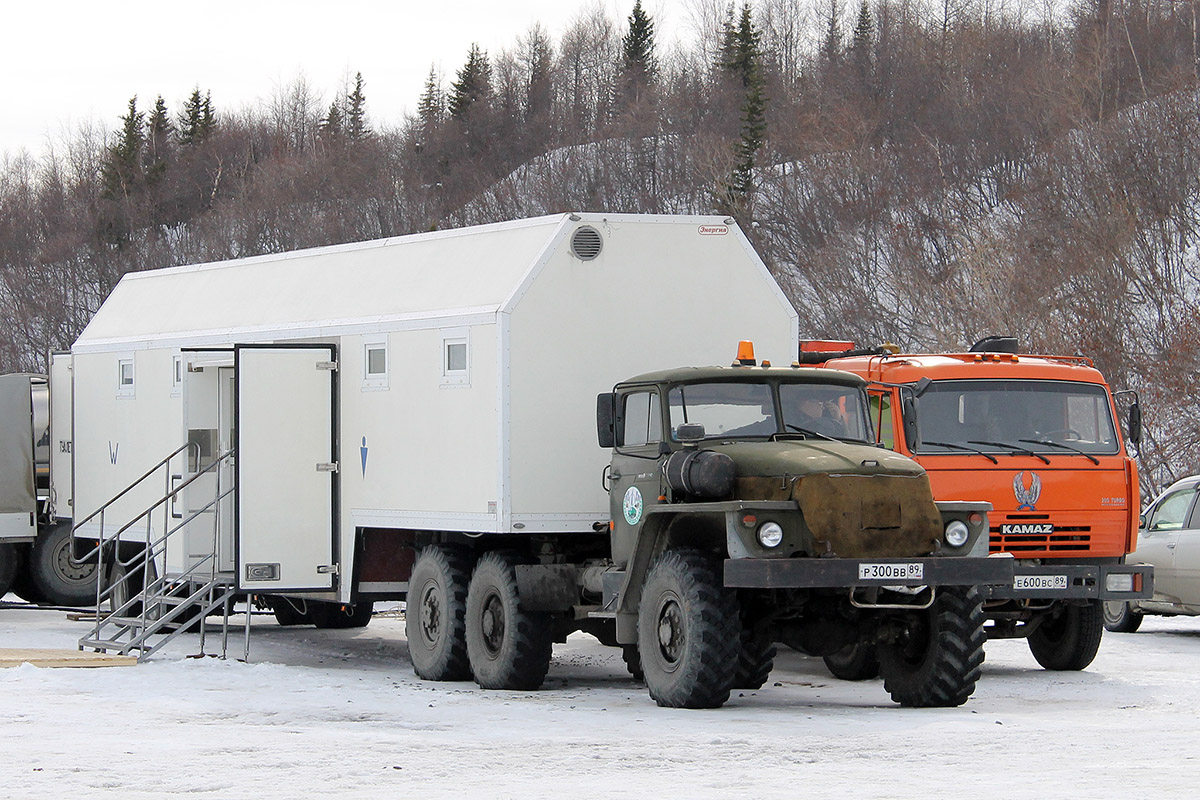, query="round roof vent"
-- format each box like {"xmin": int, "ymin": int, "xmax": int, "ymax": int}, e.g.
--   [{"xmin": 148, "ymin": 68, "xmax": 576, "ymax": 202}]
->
[{"xmin": 570, "ymin": 225, "xmax": 603, "ymax": 261}]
